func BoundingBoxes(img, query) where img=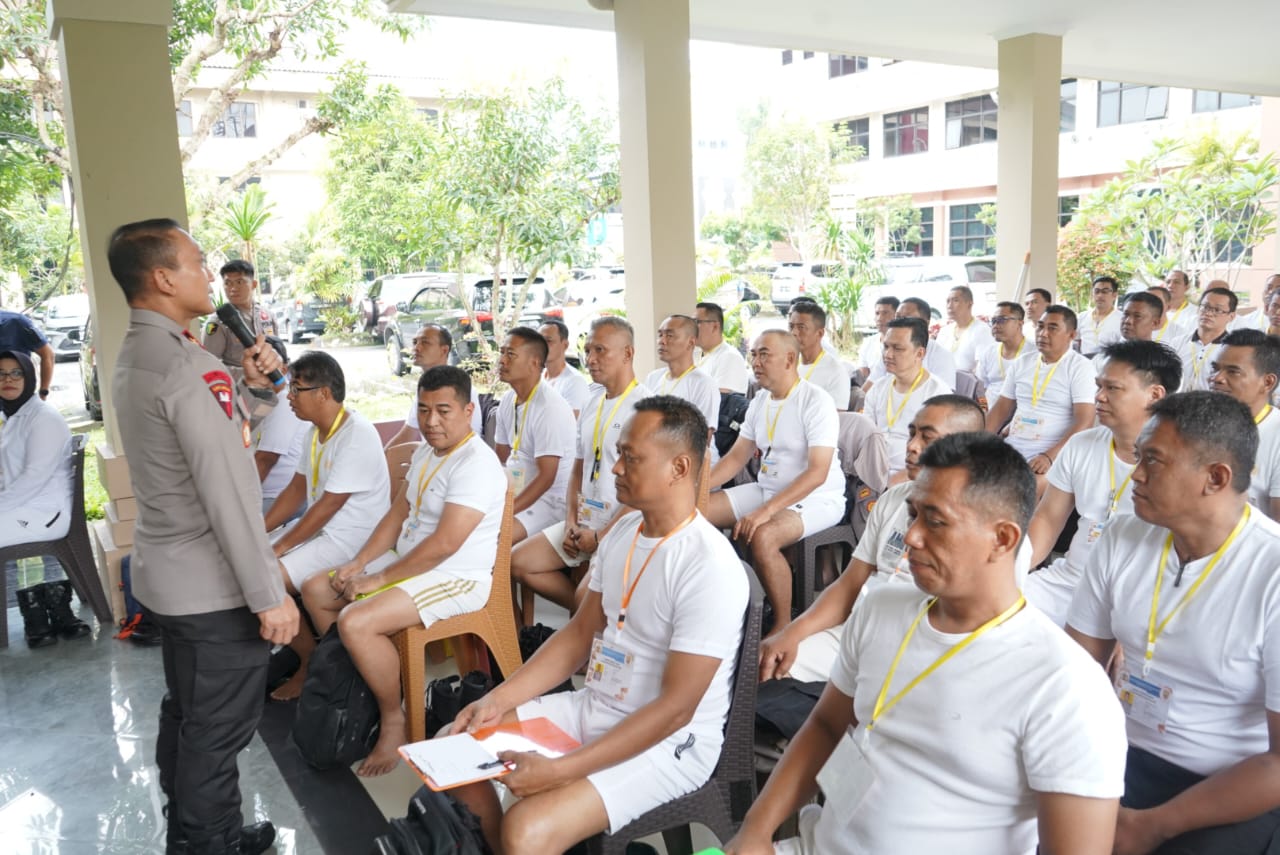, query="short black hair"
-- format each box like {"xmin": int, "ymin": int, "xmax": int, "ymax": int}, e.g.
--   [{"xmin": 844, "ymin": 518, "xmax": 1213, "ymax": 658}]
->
[
  {"xmin": 695, "ymin": 302, "xmax": 725, "ymax": 328},
  {"xmin": 919, "ymin": 394, "xmax": 986, "ymax": 432},
  {"xmin": 875, "ymin": 295, "xmax": 901, "ymax": 310},
  {"xmin": 887, "ymin": 316, "xmax": 929, "ymax": 350},
  {"xmin": 507, "ymin": 326, "xmax": 549, "ymax": 368},
  {"xmin": 900, "ymin": 296, "xmax": 931, "ymax": 320},
  {"xmin": 1147, "ymin": 285, "xmax": 1173, "ymax": 305},
  {"xmin": 1092, "ymin": 275, "xmax": 1119, "ymax": 292},
  {"xmin": 995, "ymin": 301, "xmax": 1025, "ymax": 321},
  {"xmin": 632, "ymin": 395, "xmax": 708, "ymax": 478},
  {"xmin": 1026, "ymin": 288, "xmax": 1053, "ymax": 303},
  {"xmin": 1123, "ymin": 291, "xmax": 1165, "ymax": 320},
  {"xmin": 1100, "ymin": 340, "xmax": 1182, "ymax": 391},
  {"xmin": 417, "ymin": 323, "xmax": 454, "ymax": 350},
  {"xmin": 1221, "ymin": 330, "xmax": 1280, "ymax": 382},
  {"xmin": 220, "ymin": 259, "xmax": 255, "ymax": 279},
  {"xmin": 291, "ymin": 350, "xmax": 346, "ymax": 403},
  {"xmin": 948, "ymin": 285, "xmax": 974, "ymax": 304},
  {"xmin": 418, "ymin": 364, "xmax": 471, "ymax": 406},
  {"xmin": 540, "ymin": 319, "xmax": 570, "ymax": 343},
  {"xmin": 789, "ymin": 300, "xmax": 827, "ymax": 327},
  {"xmin": 1148, "ymin": 391, "xmax": 1256, "ymax": 493},
  {"xmin": 664, "ymin": 314, "xmax": 699, "ymax": 338},
  {"xmin": 1043, "ymin": 304, "xmax": 1078, "ymax": 332},
  {"xmin": 1201, "ymin": 286, "xmax": 1238, "ymax": 313},
  {"xmin": 918, "ymin": 432, "xmax": 1036, "ymax": 535},
  {"xmin": 107, "ymin": 218, "xmax": 183, "ymax": 302}
]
